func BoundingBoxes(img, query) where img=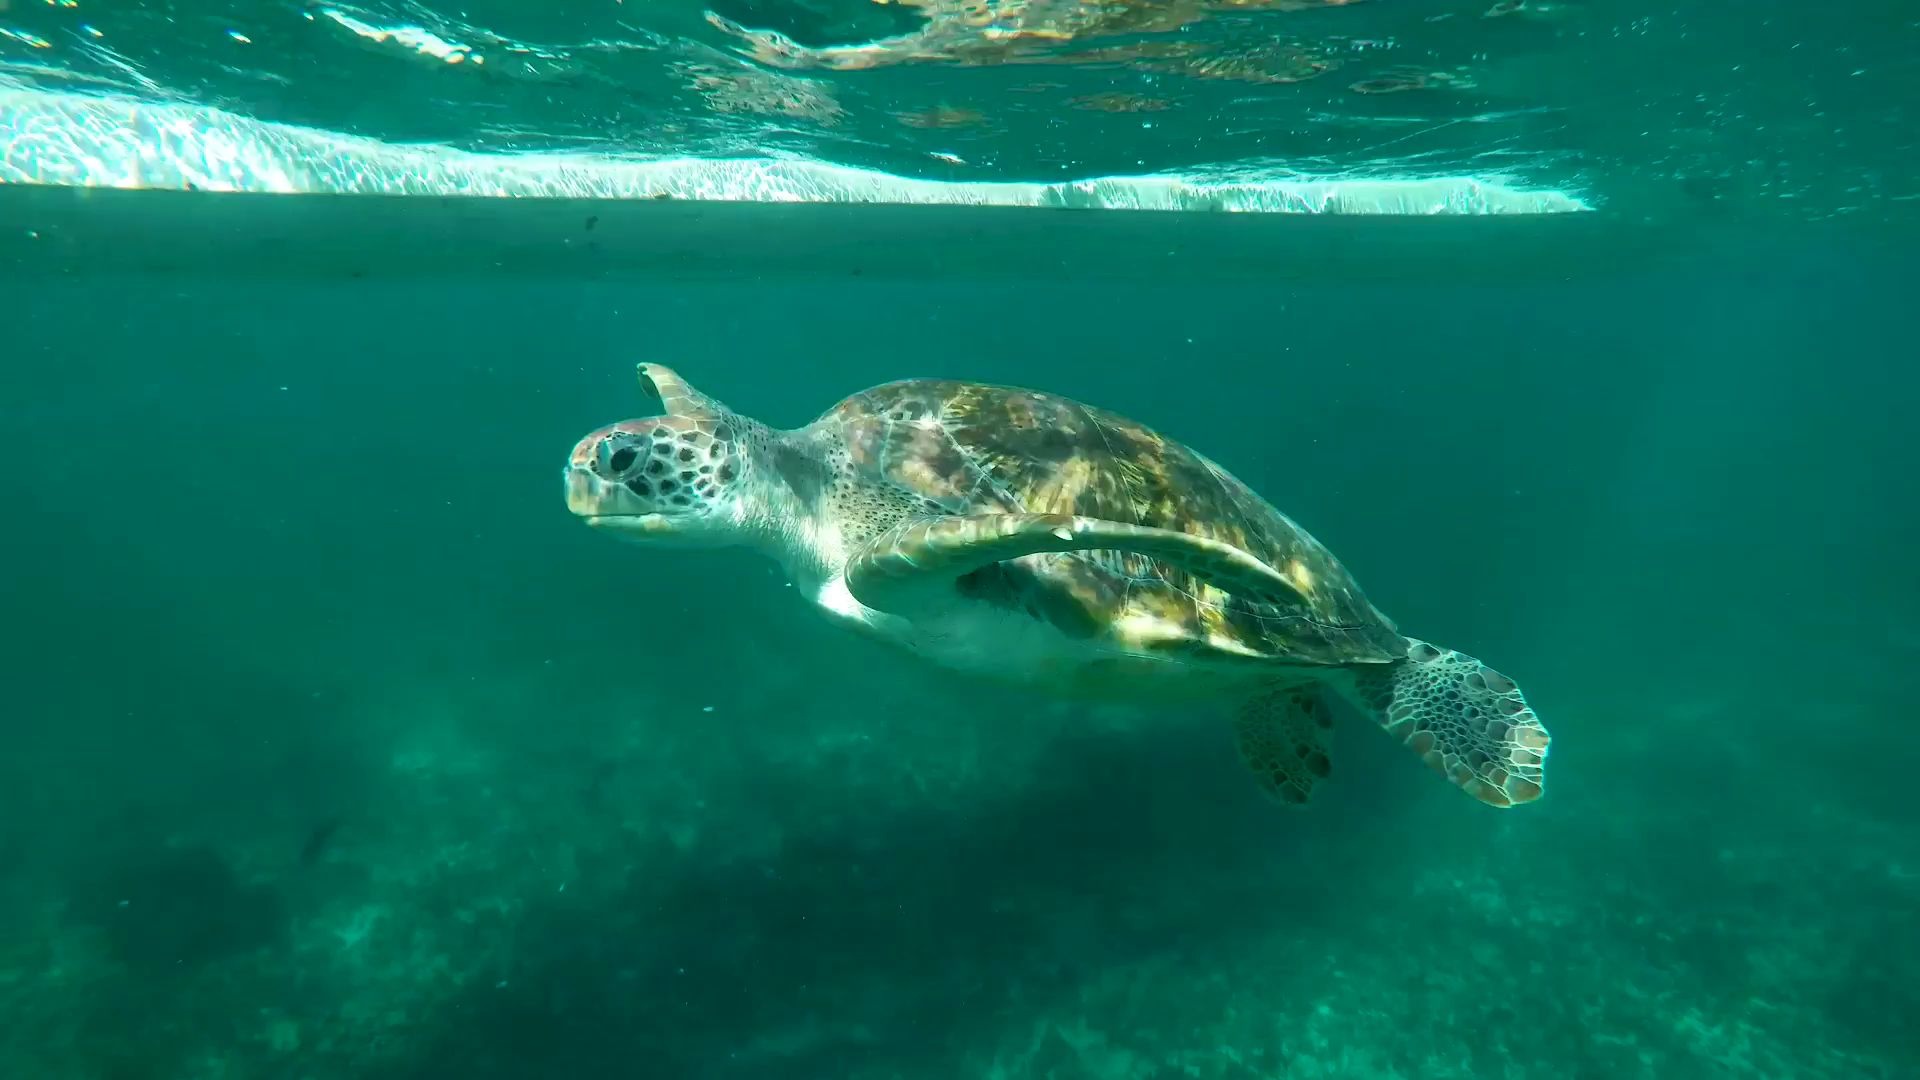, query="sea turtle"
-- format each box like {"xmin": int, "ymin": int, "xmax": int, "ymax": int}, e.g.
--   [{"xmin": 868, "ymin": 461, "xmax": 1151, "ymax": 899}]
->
[{"xmin": 563, "ymin": 364, "xmax": 1551, "ymax": 808}]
